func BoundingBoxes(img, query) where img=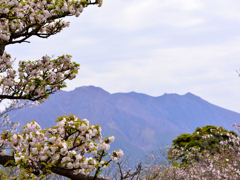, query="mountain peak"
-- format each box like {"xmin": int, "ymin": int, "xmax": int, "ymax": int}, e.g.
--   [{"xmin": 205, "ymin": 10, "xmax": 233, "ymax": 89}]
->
[
  {"xmin": 185, "ymin": 92, "xmax": 195, "ymax": 96},
  {"xmin": 184, "ymin": 92, "xmax": 202, "ymax": 100},
  {"xmin": 68, "ymin": 86, "xmax": 111, "ymax": 99},
  {"xmin": 74, "ymin": 85, "xmax": 104, "ymax": 91},
  {"xmin": 74, "ymin": 85, "xmax": 109, "ymax": 93}
]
